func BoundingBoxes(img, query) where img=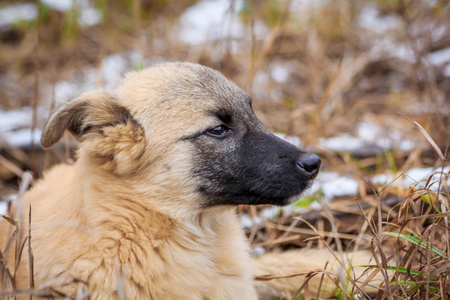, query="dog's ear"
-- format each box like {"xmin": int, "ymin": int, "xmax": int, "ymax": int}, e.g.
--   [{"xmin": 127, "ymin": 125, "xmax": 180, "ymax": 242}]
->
[
  {"xmin": 41, "ymin": 90, "xmax": 136, "ymax": 148},
  {"xmin": 41, "ymin": 90, "xmax": 146, "ymax": 175}
]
